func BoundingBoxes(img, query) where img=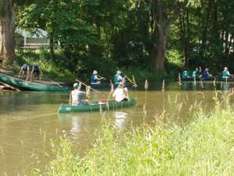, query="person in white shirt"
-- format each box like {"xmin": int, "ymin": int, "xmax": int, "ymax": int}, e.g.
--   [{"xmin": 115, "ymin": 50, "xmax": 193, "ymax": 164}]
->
[
  {"xmin": 69, "ymin": 83, "xmax": 86, "ymax": 105},
  {"xmin": 112, "ymin": 82, "xmax": 129, "ymax": 102}
]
